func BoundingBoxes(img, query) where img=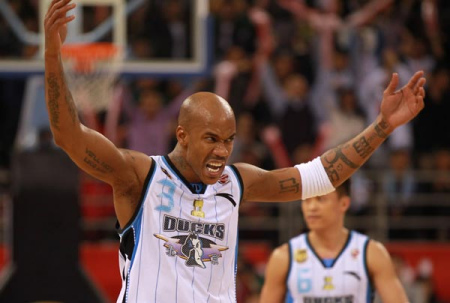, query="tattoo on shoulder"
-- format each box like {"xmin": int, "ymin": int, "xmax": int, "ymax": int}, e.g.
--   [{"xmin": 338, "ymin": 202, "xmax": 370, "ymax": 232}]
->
[
  {"xmin": 84, "ymin": 148, "xmax": 115, "ymax": 174},
  {"xmin": 279, "ymin": 178, "xmax": 299, "ymax": 194},
  {"xmin": 322, "ymin": 145, "xmax": 358, "ymax": 182},
  {"xmin": 47, "ymin": 73, "xmax": 60, "ymax": 130}
]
